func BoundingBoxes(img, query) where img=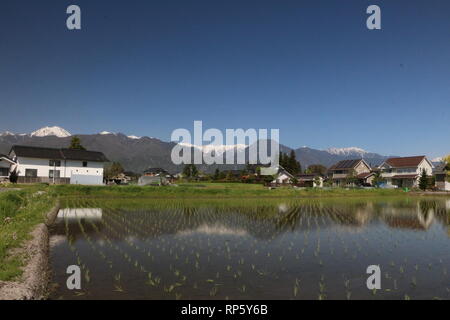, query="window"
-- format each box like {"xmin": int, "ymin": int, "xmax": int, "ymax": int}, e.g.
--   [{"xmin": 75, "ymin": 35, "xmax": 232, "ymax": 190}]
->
[
  {"xmin": 25, "ymin": 169, "xmax": 38, "ymax": 178},
  {"xmin": 49, "ymin": 160, "xmax": 61, "ymax": 167},
  {"xmin": 82, "ymin": 161, "xmax": 88, "ymax": 167},
  {"xmin": 0, "ymin": 168, "xmax": 8, "ymax": 176},
  {"xmin": 49, "ymin": 170, "xmax": 60, "ymax": 178}
]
